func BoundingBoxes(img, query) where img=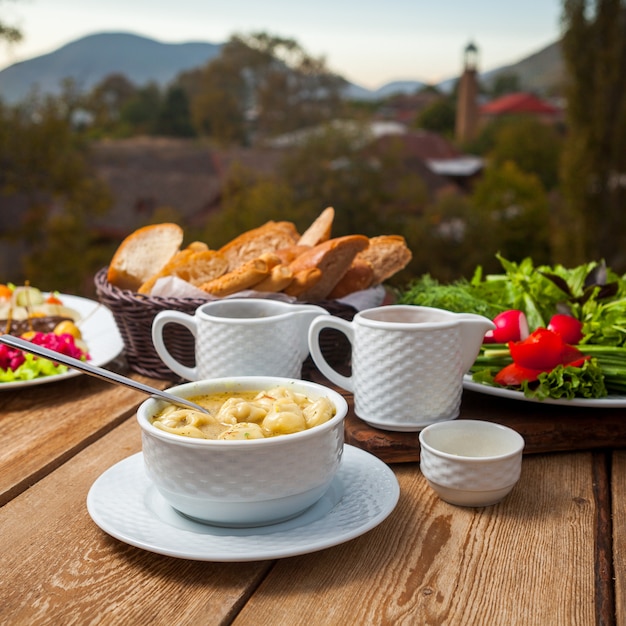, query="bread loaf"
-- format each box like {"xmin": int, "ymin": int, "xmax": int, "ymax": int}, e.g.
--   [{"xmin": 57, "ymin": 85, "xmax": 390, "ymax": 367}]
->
[
  {"xmin": 200, "ymin": 253, "xmax": 281, "ymax": 297},
  {"xmin": 288, "ymin": 235, "xmax": 369, "ymax": 300},
  {"xmin": 252, "ymin": 264, "xmax": 294, "ymax": 293},
  {"xmin": 218, "ymin": 221, "xmax": 300, "ymax": 270},
  {"xmin": 138, "ymin": 246, "xmax": 228, "ymax": 295},
  {"xmin": 328, "ymin": 258, "xmax": 375, "ymax": 299},
  {"xmin": 298, "ymin": 207, "xmax": 334, "ymax": 247},
  {"xmin": 107, "ymin": 223, "xmax": 184, "ymax": 291},
  {"xmin": 358, "ymin": 235, "xmax": 412, "ymax": 285},
  {"xmin": 283, "ymin": 268, "xmax": 323, "ymax": 297}
]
